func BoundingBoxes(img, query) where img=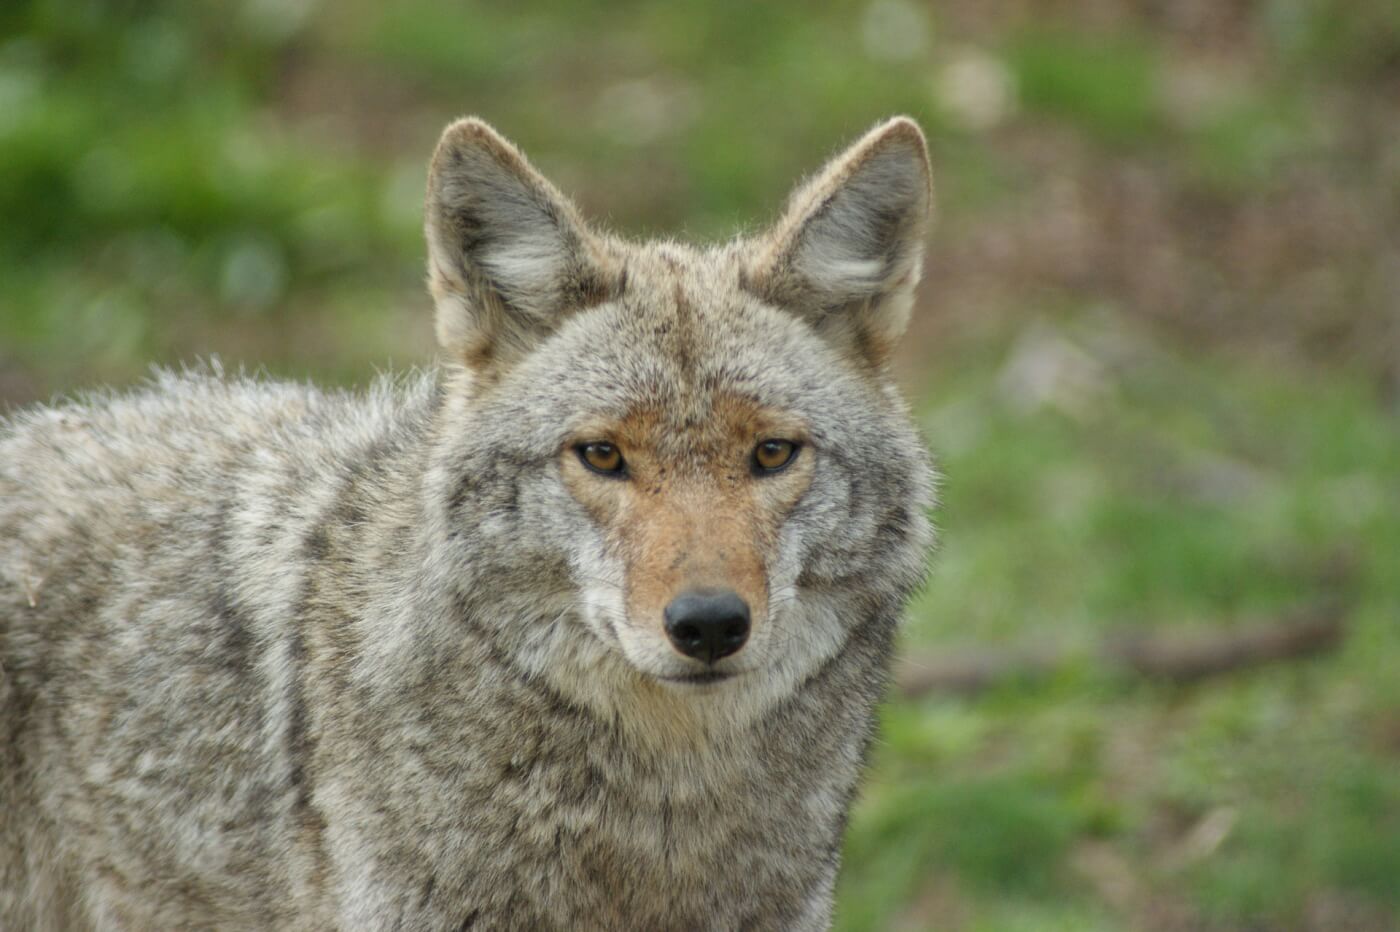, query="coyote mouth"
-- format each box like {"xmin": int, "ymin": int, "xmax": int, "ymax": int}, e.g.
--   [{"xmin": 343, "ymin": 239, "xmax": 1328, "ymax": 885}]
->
[{"xmin": 657, "ymin": 670, "xmax": 734, "ymax": 686}]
